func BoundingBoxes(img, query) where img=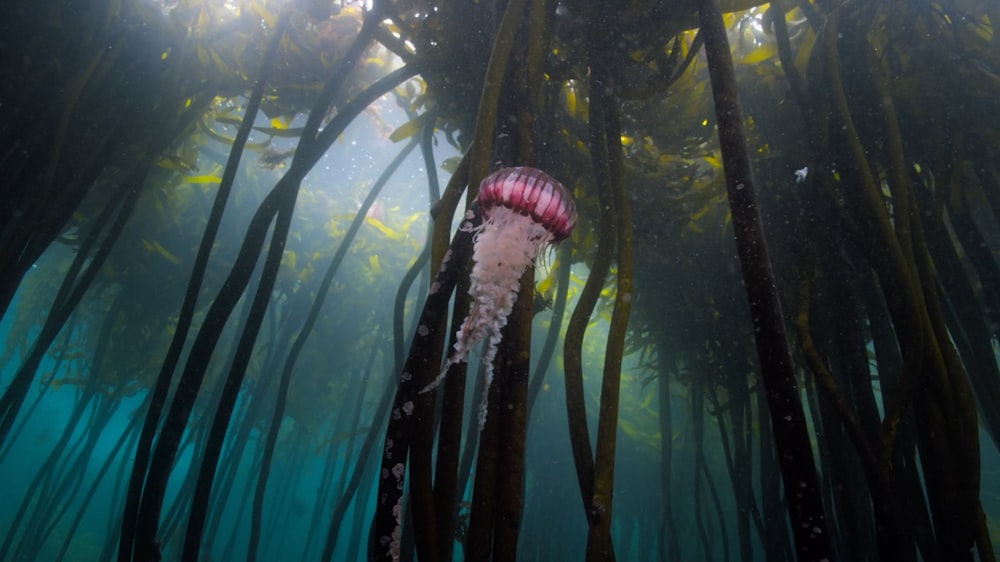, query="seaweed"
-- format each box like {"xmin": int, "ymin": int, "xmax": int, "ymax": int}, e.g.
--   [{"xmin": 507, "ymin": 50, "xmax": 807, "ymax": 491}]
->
[{"xmin": 1, "ymin": 0, "xmax": 998, "ymax": 560}]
